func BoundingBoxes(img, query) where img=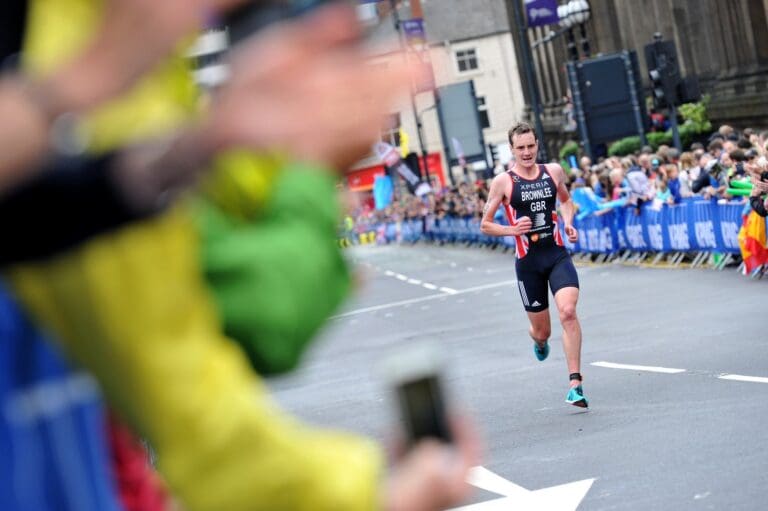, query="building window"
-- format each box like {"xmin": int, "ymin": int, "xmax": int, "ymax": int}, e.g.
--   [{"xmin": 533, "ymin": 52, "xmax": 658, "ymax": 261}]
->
[
  {"xmin": 381, "ymin": 113, "xmax": 401, "ymax": 147},
  {"xmin": 477, "ymin": 96, "xmax": 490, "ymax": 129},
  {"xmin": 456, "ymin": 48, "xmax": 478, "ymax": 72}
]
